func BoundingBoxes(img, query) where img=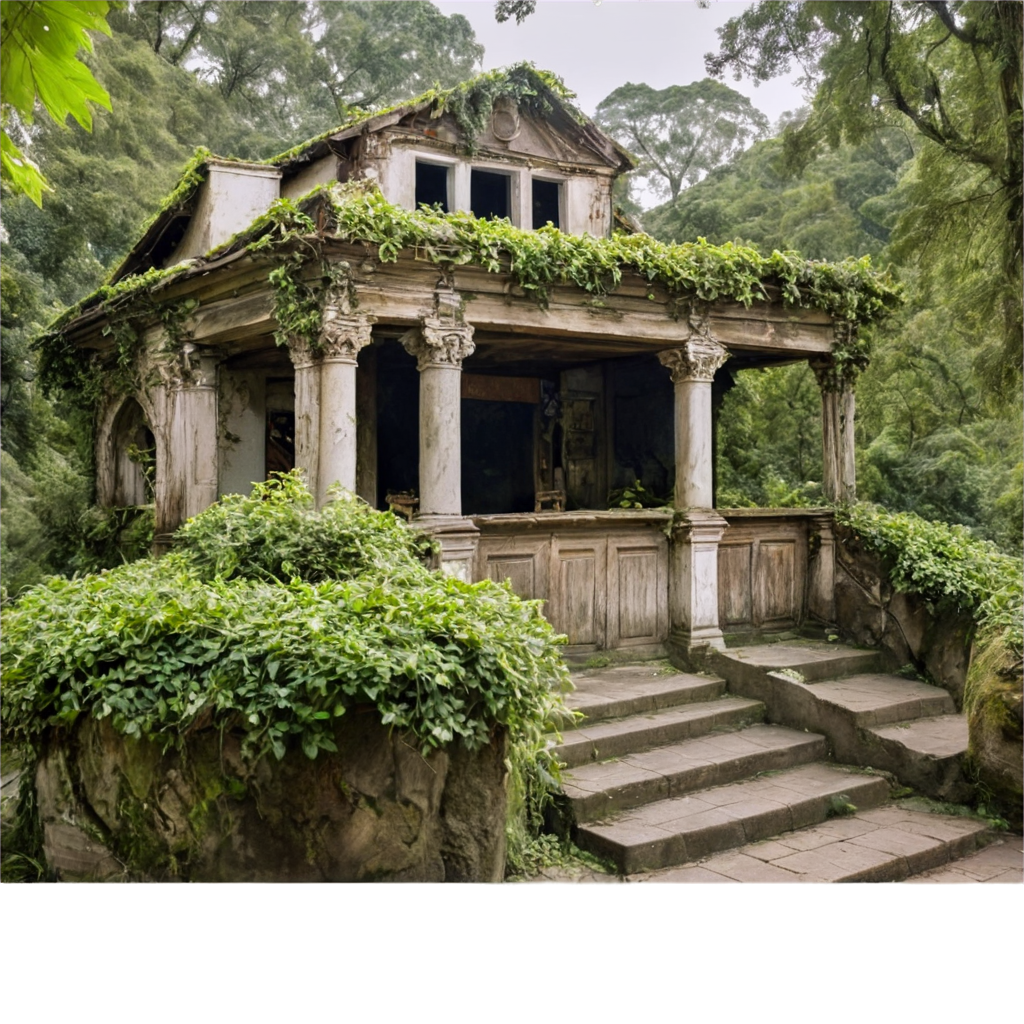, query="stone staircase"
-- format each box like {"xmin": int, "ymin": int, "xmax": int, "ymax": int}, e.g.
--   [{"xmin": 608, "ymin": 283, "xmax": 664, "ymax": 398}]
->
[{"xmin": 555, "ymin": 641, "xmax": 988, "ymax": 880}]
